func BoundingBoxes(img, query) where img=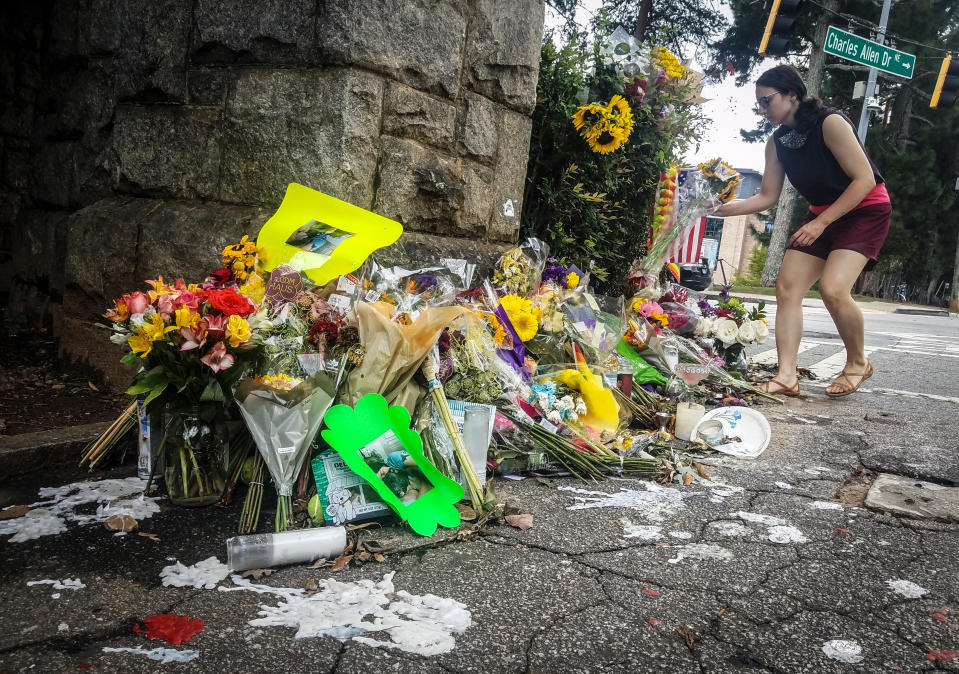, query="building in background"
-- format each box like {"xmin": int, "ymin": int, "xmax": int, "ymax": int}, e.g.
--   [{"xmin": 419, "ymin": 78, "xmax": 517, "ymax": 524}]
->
[{"xmin": 700, "ymin": 168, "xmax": 769, "ymax": 285}]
